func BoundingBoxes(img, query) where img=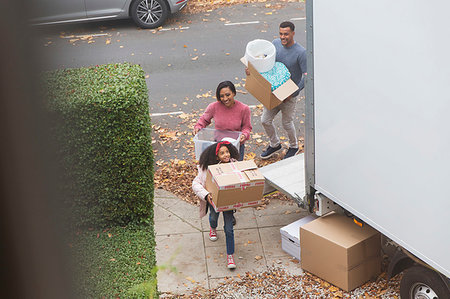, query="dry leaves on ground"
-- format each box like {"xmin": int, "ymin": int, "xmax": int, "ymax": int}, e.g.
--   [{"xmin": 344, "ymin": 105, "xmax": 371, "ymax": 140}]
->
[
  {"xmin": 185, "ymin": 0, "xmax": 302, "ymax": 14},
  {"xmin": 160, "ymin": 267, "xmax": 402, "ymax": 298}
]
